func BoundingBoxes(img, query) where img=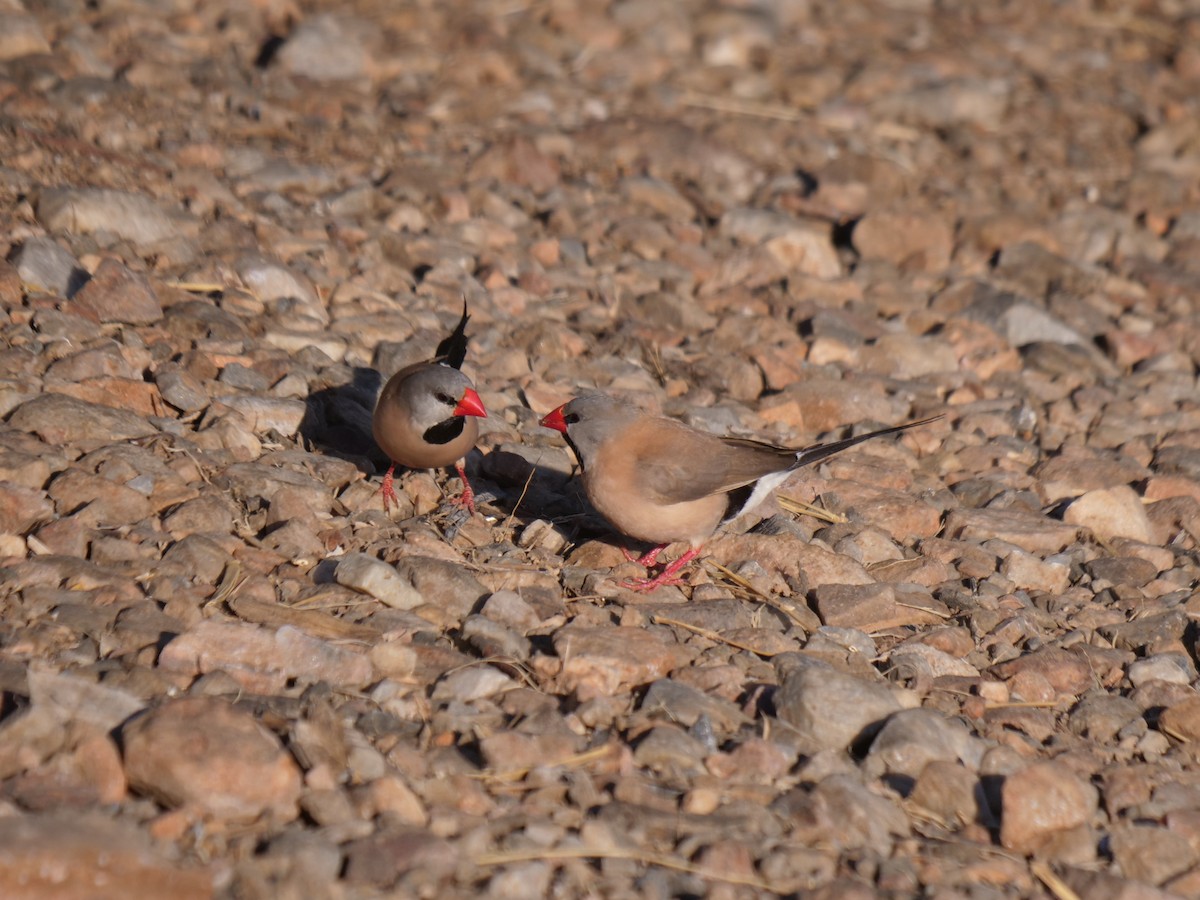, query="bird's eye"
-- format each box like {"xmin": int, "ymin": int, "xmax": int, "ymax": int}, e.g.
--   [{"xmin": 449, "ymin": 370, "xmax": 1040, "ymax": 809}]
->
[
  {"xmin": 563, "ymin": 412, "xmax": 580, "ymax": 425},
  {"xmin": 435, "ymin": 392, "xmax": 454, "ymax": 405}
]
